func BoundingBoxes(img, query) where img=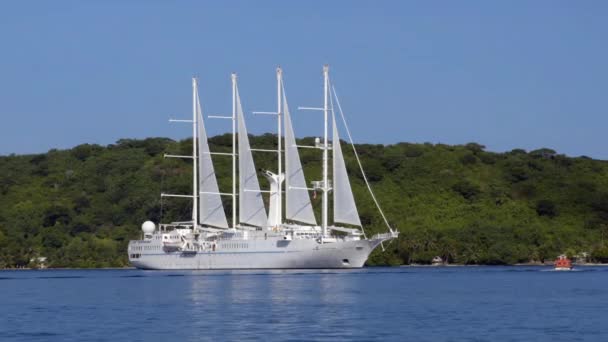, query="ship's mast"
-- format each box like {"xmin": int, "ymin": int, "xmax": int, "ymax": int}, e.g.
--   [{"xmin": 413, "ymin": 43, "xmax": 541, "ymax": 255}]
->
[
  {"xmin": 231, "ymin": 73, "xmax": 238, "ymax": 229},
  {"xmin": 192, "ymin": 77, "xmax": 199, "ymax": 231},
  {"xmin": 276, "ymin": 67, "xmax": 283, "ymax": 227},
  {"xmin": 322, "ymin": 65, "xmax": 329, "ymax": 237}
]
